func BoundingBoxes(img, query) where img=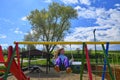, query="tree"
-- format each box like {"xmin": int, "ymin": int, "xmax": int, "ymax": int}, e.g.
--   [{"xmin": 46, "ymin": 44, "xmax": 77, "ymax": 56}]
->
[
  {"xmin": 24, "ymin": 32, "xmax": 36, "ymax": 50},
  {"xmin": 26, "ymin": 2, "xmax": 78, "ymax": 53}
]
